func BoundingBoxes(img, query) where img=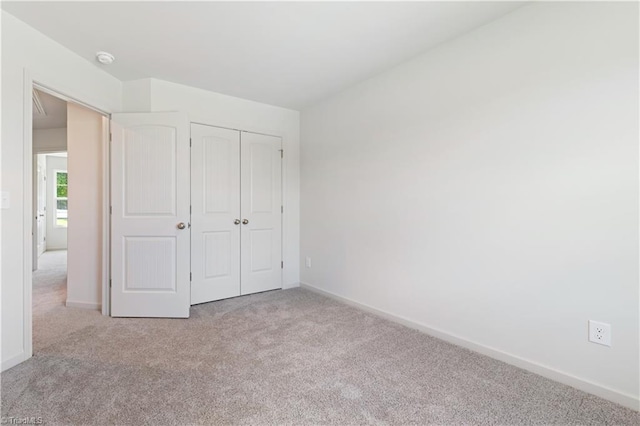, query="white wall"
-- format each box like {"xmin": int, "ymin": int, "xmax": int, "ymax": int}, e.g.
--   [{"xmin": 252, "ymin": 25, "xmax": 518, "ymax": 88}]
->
[
  {"xmin": 45, "ymin": 155, "xmax": 68, "ymax": 250},
  {"xmin": 122, "ymin": 79, "xmax": 151, "ymax": 112},
  {"xmin": 33, "ymin": 128, "xmax": 67, "ymax": 153},
  {"xmin": 300, "ymin": 2, "xmax": 639, "ymax": 408},
  {"xmin": 65, "ymin": 103, "xmax": 105, "ymax": 310},
  {"xmin": 1, "ymin": 11, "xmax": 121, "ymax": 371},
  {"xmin": 123, "ymin": 78, "xmax": 301, "ymax": 289}
]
